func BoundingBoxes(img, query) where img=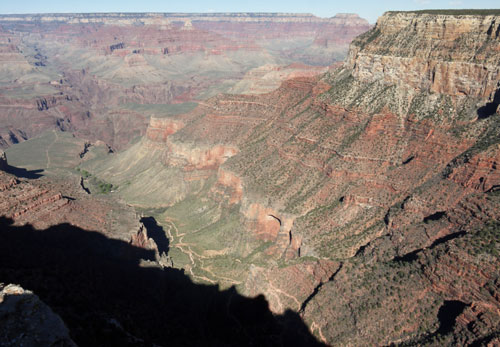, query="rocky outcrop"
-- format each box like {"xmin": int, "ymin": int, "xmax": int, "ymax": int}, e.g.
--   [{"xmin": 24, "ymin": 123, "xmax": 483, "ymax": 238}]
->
[
  {"xmin": 0, "ymin": 283, "xmax": 76, "ymax": 346},
  {"xmin": 130, "ymin": 223, "xmax": 173, "ymax": 268},
  {"xmin": 130, "ymin": 224, "xmax": 157, "ymax": 250},
  {"xmin": 347, "ymin": 12, "xmax": 500, "ymax": 99},
  {"xmin": 212, "ymin": 167, "xmax": 243, "ymax": 204},
  {"xmin": 145, "ymin": 117, "xmax": 185, "ymax": 144},
  {"xmin": 167, "ymin": 142, "xmax": 239, "ymax": 171},
  {"xmin": 0, "ymin": 172, "xmax": 69, "ymax": 226},
  {"xmin": 448, "ymin": 146, "xmax": 500, "ymax": 192},
  {"xmin": 244, "ymin": 260, "xmax": 340, "ymax": 314}
]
